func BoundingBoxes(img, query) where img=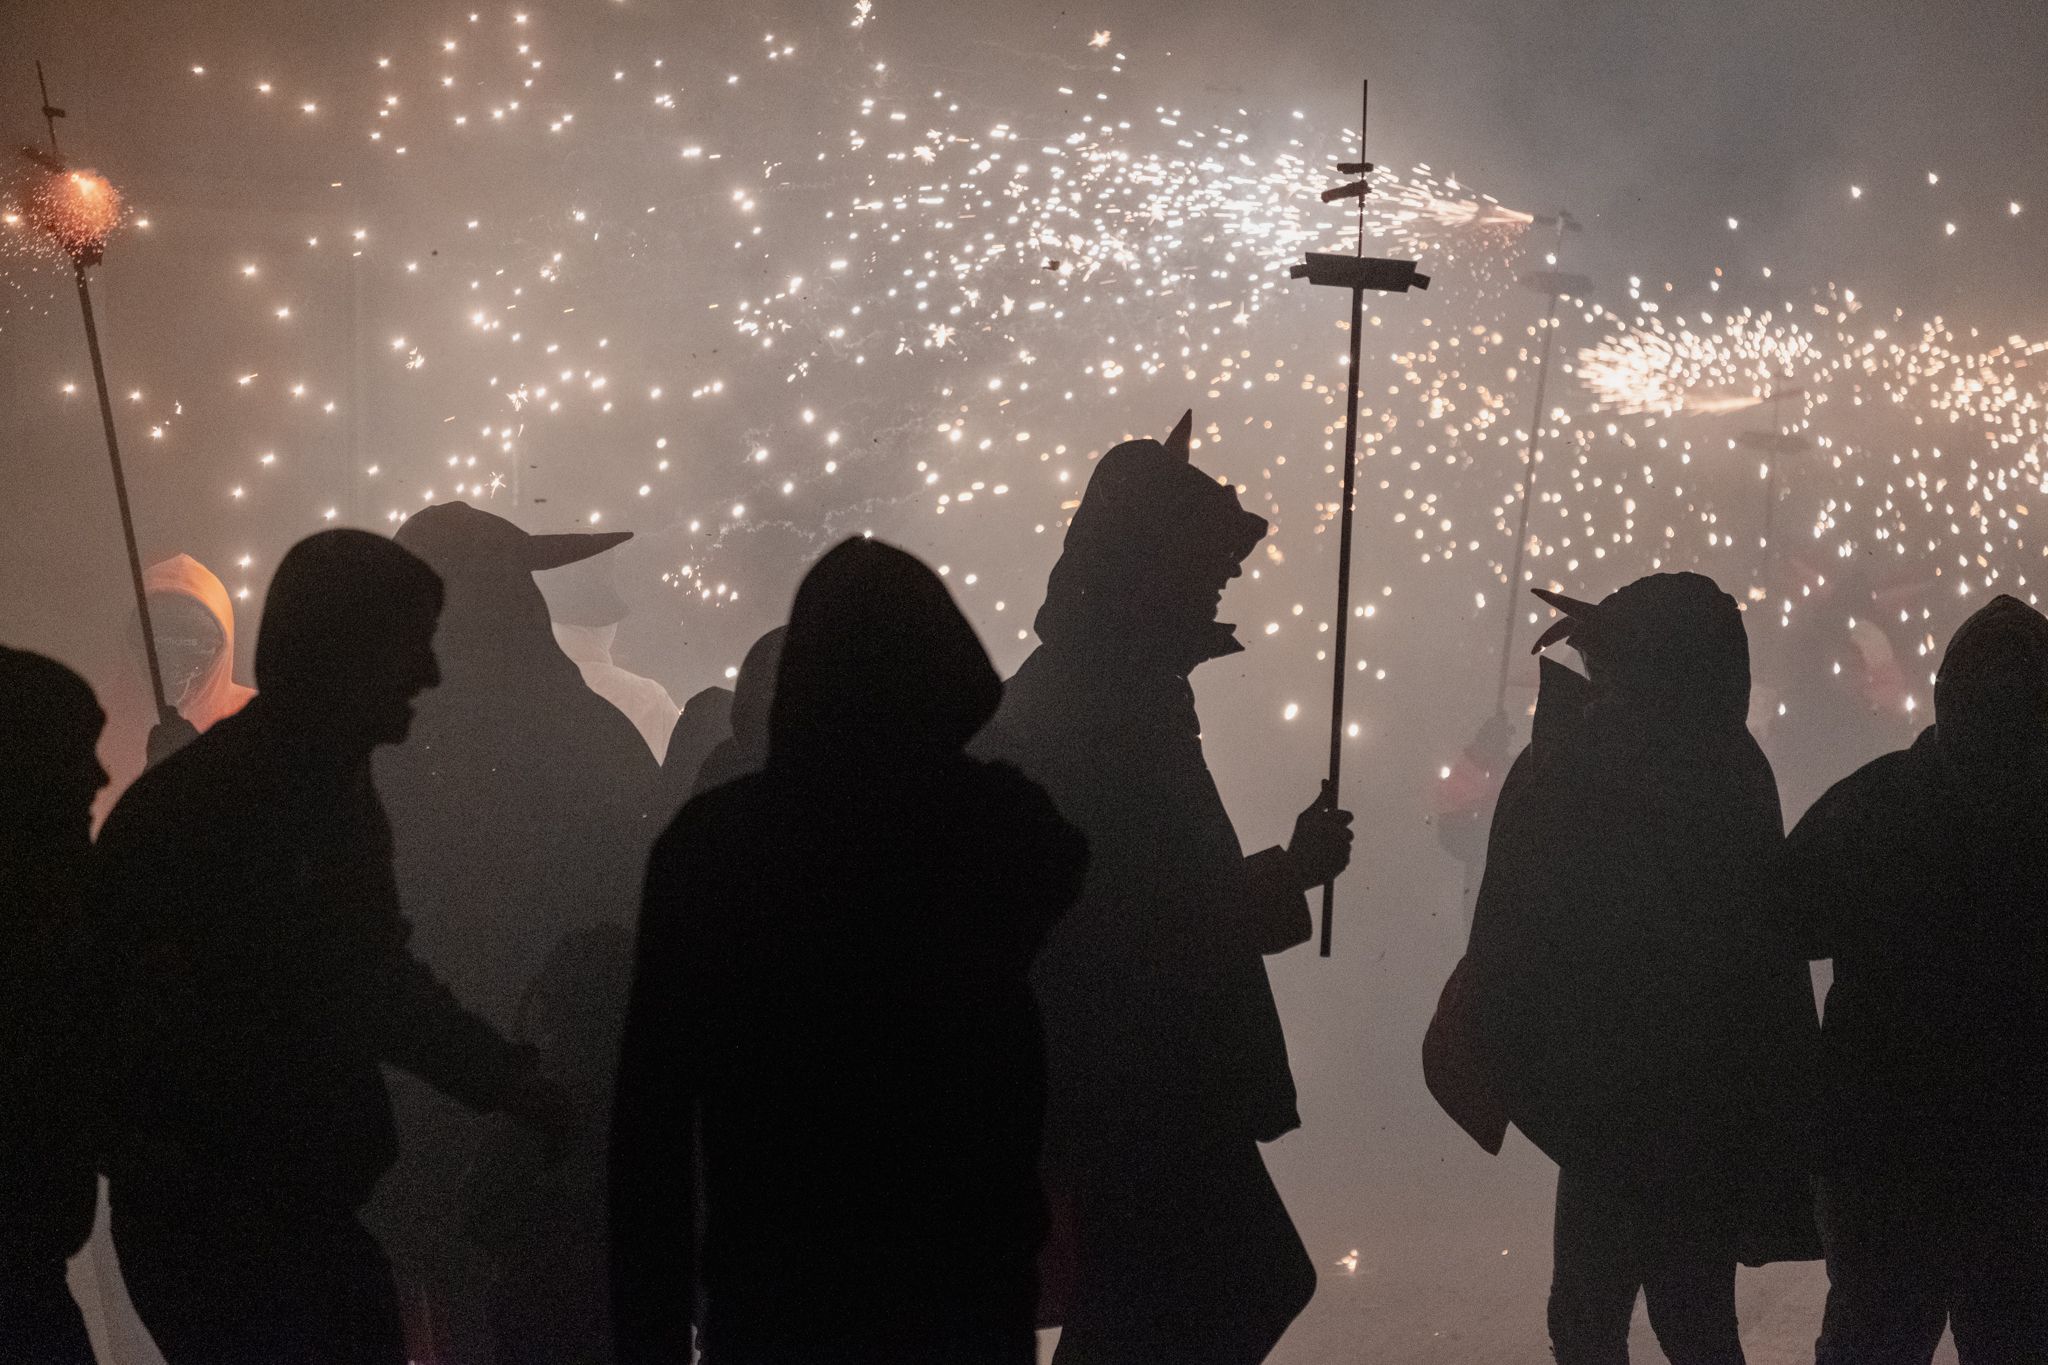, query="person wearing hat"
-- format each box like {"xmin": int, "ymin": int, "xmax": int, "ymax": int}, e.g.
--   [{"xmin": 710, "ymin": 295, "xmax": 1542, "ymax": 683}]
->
[
  {"xmin": 978, "ymin": 413, "xmax": 1353, "ymax": 1365},
  {"xmin": 90, "ymin": 530, "xmax": 574, "ymax": 1365},
  {"xmin": 1783, "ymin": 594, "xmax": 2048, "ymax": 1362},
  {"xmin": 372, "ymin": 501, "xmax": 659, "ymax": 1364},
  {"xmin": 1465, "ymin": 573, "xmax": 1818, "ymax": 1365}
]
